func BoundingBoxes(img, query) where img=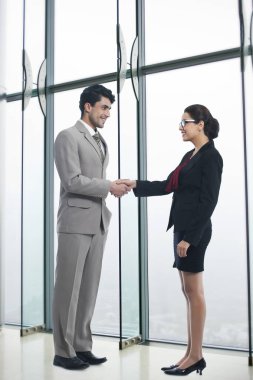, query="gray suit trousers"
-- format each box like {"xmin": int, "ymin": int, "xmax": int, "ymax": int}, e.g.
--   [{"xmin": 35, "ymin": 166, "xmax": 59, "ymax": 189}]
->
[{"xmin": 53, "ymin": 229, "xmax": 107, "ymax": 358}]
